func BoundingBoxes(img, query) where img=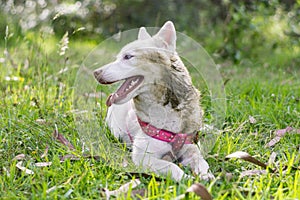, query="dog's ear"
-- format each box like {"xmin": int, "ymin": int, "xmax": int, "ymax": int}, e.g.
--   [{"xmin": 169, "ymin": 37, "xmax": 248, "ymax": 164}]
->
[
  {"xmin": 155, "ymin": 21, "xmax": 176, "ymax": 51},
  {"xmin": 138, "ymin": 27, "xmax": 151, "ymax": 40}
]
